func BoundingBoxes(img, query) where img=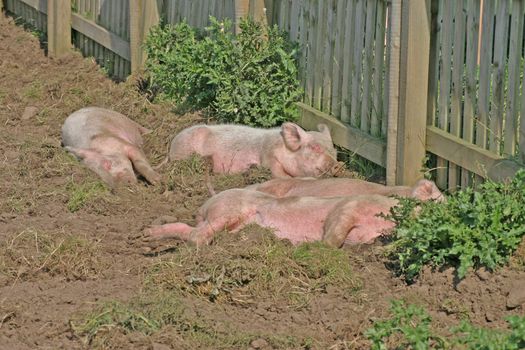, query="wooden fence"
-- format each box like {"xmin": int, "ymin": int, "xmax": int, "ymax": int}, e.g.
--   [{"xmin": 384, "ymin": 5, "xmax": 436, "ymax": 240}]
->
[{"xmin": 3, "ymin": 0, "xmax": 524, "ymax": 189}]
